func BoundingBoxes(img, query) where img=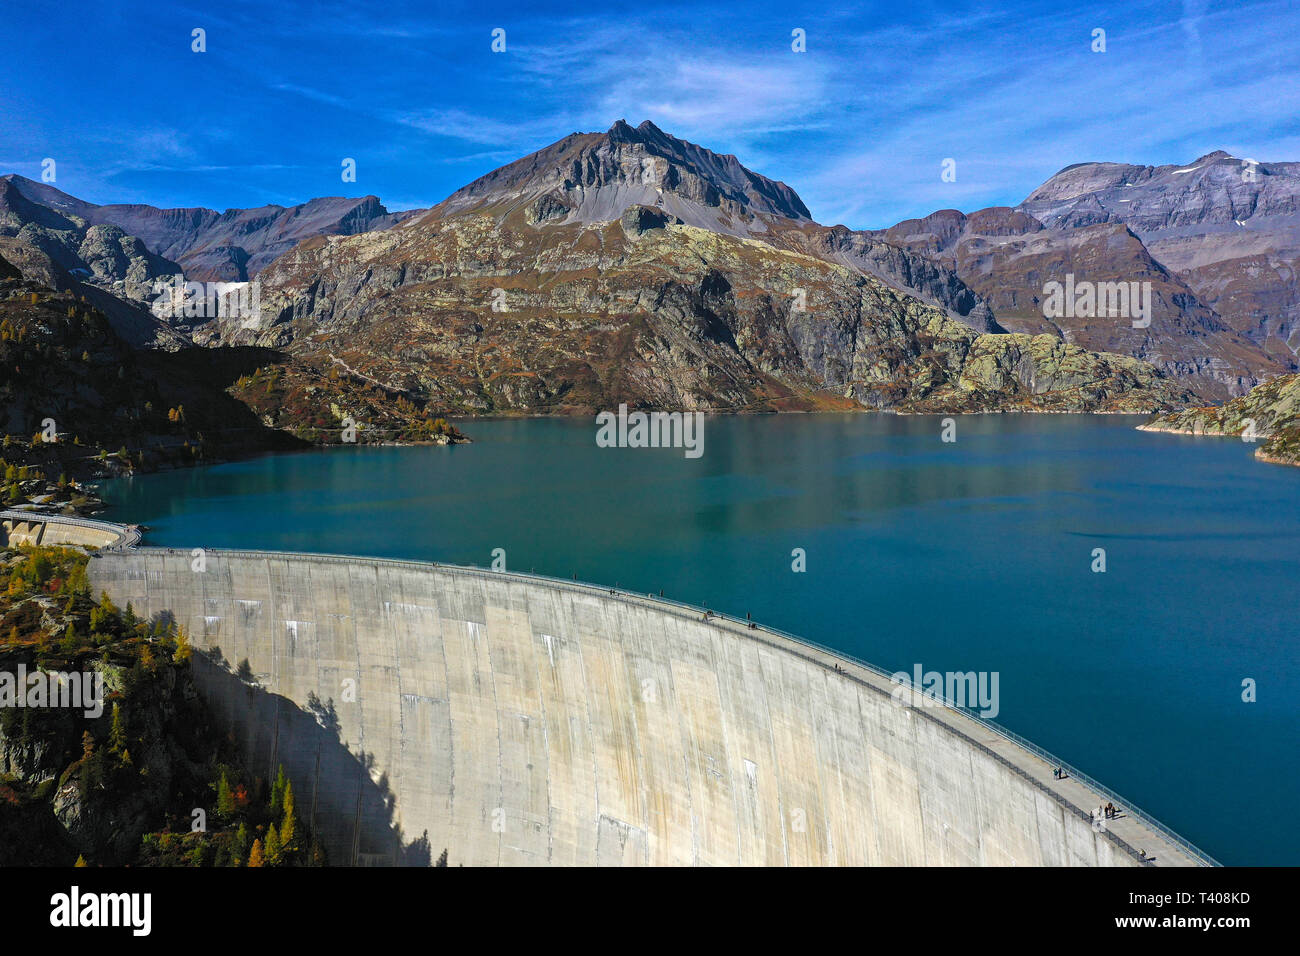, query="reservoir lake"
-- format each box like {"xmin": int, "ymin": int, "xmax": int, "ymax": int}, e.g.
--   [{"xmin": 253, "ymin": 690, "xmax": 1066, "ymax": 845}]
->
[{"xmin": 101, "ymin": 413, "xmax": 1300, "ymax": 865}]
